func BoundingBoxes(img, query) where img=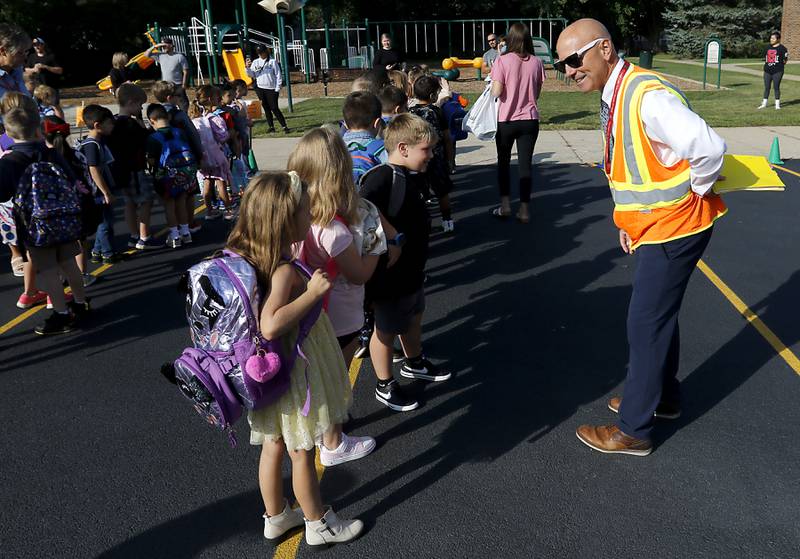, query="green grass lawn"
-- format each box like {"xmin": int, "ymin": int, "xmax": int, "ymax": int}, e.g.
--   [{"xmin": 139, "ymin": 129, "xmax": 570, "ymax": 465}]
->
[{"xmin": 253, "ymin": 58, "xmax": 797, "ymax": 138}]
